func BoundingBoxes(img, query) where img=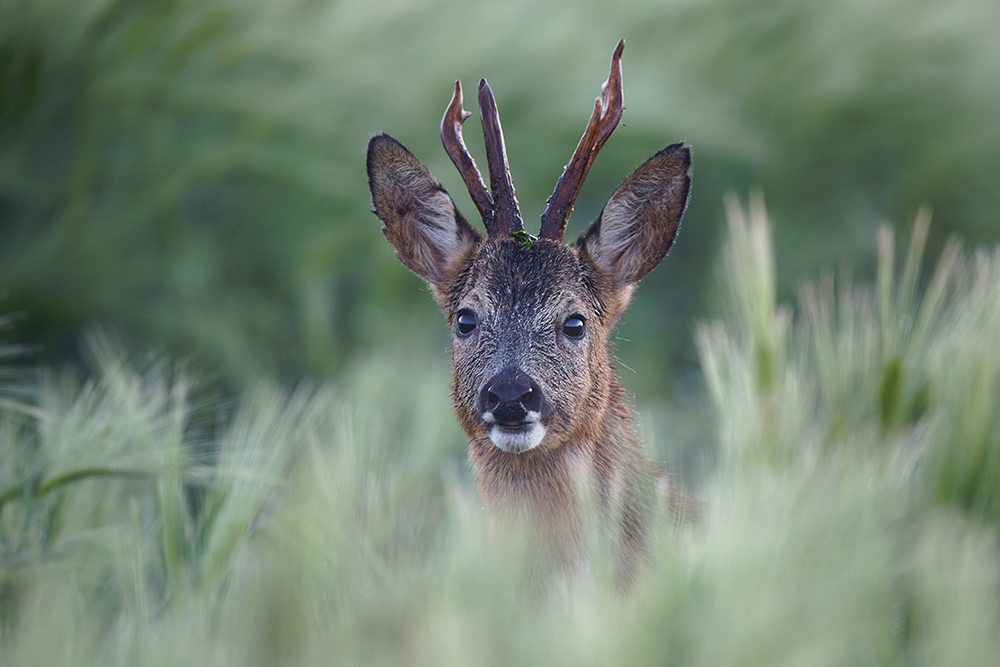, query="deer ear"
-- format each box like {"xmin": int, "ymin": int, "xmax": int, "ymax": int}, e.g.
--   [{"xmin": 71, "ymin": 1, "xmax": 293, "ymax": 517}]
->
[
  {"xmin": 367, "ymin": 134, "xmax": 482, "ymax": 285},
  {"xmin": 577, "ymin": 143, "xmax": 691, "ymax": 286}
]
